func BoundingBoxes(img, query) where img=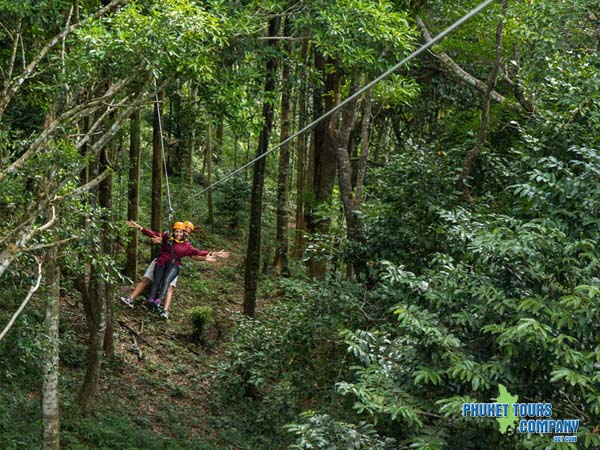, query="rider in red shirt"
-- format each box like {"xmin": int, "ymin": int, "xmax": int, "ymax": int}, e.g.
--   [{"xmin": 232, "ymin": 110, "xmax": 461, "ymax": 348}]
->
[{"xmin": 140, "ymin": 222, "xmax": 209, "ymax": 306}]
